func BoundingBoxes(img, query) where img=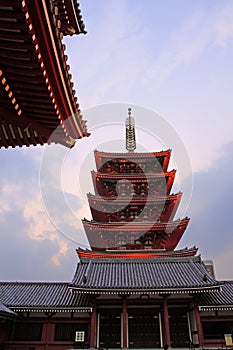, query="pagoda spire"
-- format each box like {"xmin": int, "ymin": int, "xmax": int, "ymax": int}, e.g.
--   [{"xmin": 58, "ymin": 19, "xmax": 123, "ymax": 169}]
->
[{"xmin": 125, "ymin": 108, "xmax": 136, "ymax": 152}]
